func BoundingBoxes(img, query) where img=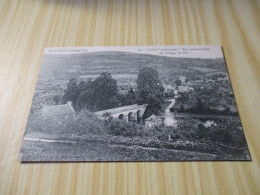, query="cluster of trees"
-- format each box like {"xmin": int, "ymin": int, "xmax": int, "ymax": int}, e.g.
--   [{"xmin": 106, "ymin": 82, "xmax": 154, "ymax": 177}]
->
[
  {"xmin": 61, "ymin": 67, "xmax": 165, "ymax": 113},
  {"xmin": 171, "ymin": 76, "xmax": 237, "ymax": 116},
  {"xmin": 173, "ymin": 98, "xmax": 237, "ymax": 116},
  {"xmin": 136, "ymin": 67, "xmax": 165, "ymax": 117},
  {"xmin": 62, "ymin": 72, "xmax": 119, "ymax": 111}
]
